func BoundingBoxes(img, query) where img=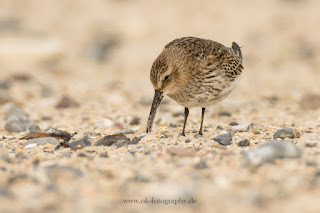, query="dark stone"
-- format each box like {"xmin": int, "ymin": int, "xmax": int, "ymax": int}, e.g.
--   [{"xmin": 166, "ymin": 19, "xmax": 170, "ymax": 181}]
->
[
  {"xmin": 55, "ymin": 95, "xmax": 80, "ymax": 109},
  {"xmin": 218, "ymin": 110, "xmax": 232, "ymax": 116},
  {"xmin": 216, "ymin": 125, "xmax": 224, "ymax": 130},
  {"xmin": 99, "ymin": 151, "xmax": 109, "ymax": 158},
  {"xmin": 212, "ymin": 132, "xmax": 232, "ymax": 146},
  {"xmin": 194, "ymin": 161, "xmax": 208, "ymax": 169},
  {"xmin": 185, "ymin": 139, "xmax": 191, "ymax": 143},
  {"xmin": 95, "ymin": 134, "xmax": 130, "ymax": 147},
  {"xmin": 238, "ymin": 139, "xmax": 250, "ymax": 147},
  {"xmin": 229, "ymin": 121, "xmax": 239, "ymax": 126},
  {"xmin": 129, "ymin": 136, "xmax": 145, "ymax": 145},
  {"xmin": 0, "ymin": 186, "xmax": 12, "ymax": 197},
  {"xmin": 44, "ymin": 127, "xmax": 71, "ymax": 139},
  {"xmin": 129, "ymin": 116, "xmax": 141, "ymax": 125},
  {"xmin": 172, "ymin": 112, "xmax": 184, "ymax": 117},
  {"xmin": 69, "ymin": 136, "xmax": 91, "ymax": 148},
  {"xmin": 0, "ymin": 80, "xmax": 11, "ymax": 89}
]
